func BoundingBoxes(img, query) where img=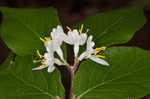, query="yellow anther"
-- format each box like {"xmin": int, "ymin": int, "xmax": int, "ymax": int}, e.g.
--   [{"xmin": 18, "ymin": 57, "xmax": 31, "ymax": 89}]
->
[
  {"xmin": 94, "ymin": 46, "xmax": 106, "ymax": 55},
  {"xmin": 95, "ymin": 46, "xmax": 106, "ymax": 50},
  {"xmin": 94, "ymin": 46, "xmax": 106, "ymax": 58},
  {"xmin": 40, "ymin": 64, "xmax": 45, "ymax": 68},
  {"xmin": 96, "ymin": 55, "xmax": 105, "ymax": 58},
  {"xmin": 37, "ymin": 50, "xmax": 42, "ymax": 59},
  {"xmin": 79, "ymin": 24, "xmax": 84, "ymax": 34},
  {"xmin": 40, "ymin": 37, "xmax": 46, "ymax": 43},
  {"xmin": 94, "ymin": 50, "xmax": 100, "ymax": 56},
  {"xmin": 41, "ymin": 59, "xmax": 45, "ymax": 64},
  {"xmin": 45, "ymin": 37, "xmax": 51, "ymax": 41},
  {"xmin": 66, "ymin": 26, "xmax": 72, "ymax": 32},
  {"xmin": 40, "ymin": 59, "xmax": 45, "ymax": 68}
]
